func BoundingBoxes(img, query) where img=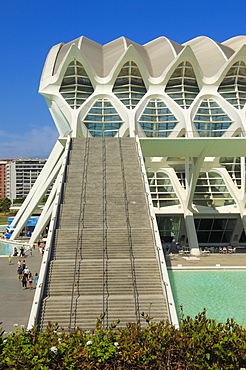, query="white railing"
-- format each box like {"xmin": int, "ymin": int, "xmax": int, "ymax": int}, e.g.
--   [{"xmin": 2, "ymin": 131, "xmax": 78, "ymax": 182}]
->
[
  {"xmin": 27, "ymin": 136, "xmax": 71, "ymax": 330},
  {"xmin": 135, "ymin": 135, "xmax": 179, "ymax": 328}
]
